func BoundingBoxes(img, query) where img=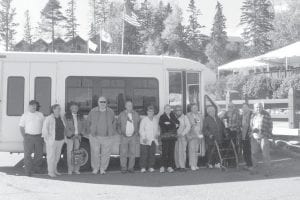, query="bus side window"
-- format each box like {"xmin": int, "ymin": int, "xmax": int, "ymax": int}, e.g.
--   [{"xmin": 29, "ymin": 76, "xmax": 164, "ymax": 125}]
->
[
  {"xmin": 7, "ymin": 77, "xmax": 25, "ymax": 116},
  {"xmin": 65, "ymin": 76, "xmax": 159, "ymax": 116},
  {"xmin": 186, "ymin": 72, "xmax": 201, "ymax": 113},
  {"xmin": 169, "ymin": 71, "xmax": 183, "ymax": 109},
  {"xmin": 35, "ymin": 77, "xmax": 51, "ymax": 116}
]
